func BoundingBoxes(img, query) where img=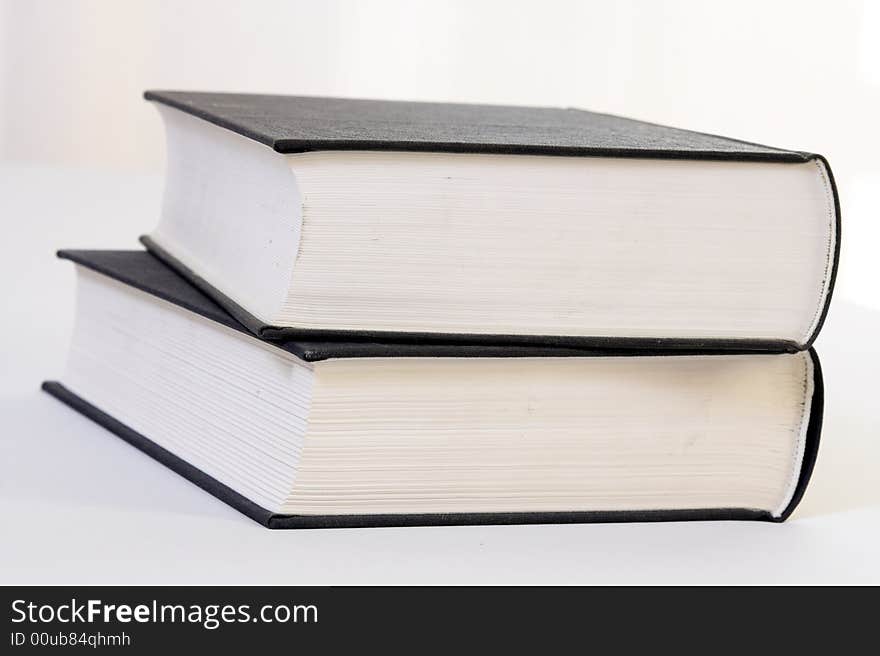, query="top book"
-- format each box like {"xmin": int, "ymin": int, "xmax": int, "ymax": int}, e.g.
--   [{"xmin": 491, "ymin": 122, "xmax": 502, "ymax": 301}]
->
[{"xmin": 143, "ymin": 91, "xmax": 839, "ymax": 352}]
